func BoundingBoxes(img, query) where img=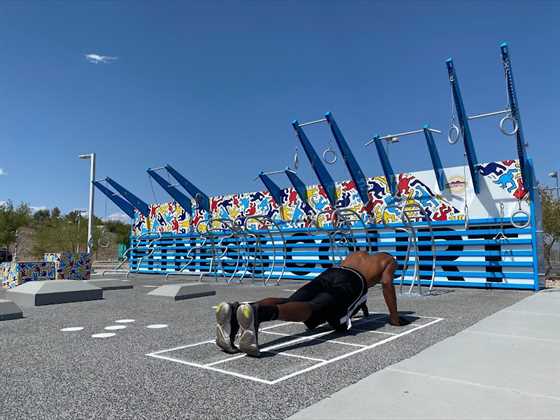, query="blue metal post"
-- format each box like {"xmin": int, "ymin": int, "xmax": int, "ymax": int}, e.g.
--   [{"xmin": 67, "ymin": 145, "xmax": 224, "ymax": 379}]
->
[
  {"xmin": 500, "ymin": 42, "xmax": 530, "ymax": 193},
  {"xmin": 373, "ymin": 136, "xmax": 397, "ymax": 195},
  {"xmin": 164, "ymin": 164, "xmax": 210, "ymax": 212},
  {"xmin": 446, "ymin": 58, "xmax": 480, "ymax": 194},
  {"xmin": 285, "ymin": 169, "xmax": 309, "ymax": 205},
  {"xmin": 93, "ymin": 181, "xmax": 136, "ymax": 219},
  {"xmin": 258, "ymin": 173, "xmax": 284, "ymax": 207},
  {"xmin": 105, "ymin": 177, "xmax": 150, "ymax": 217},
  {"xmin": 325, "ymin": 112, "xmax": 369, "ymax": 205},
  {"xmin": 292, "ymin": 120, "xmax": 337, "ymax": 207},
  {"xmin": 423, "ymin": 126, "xmax": 447, "ymax": 192},
  {"xmin": 147, "ymin": 169, "xmax": 193, "ymax": 214}
]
